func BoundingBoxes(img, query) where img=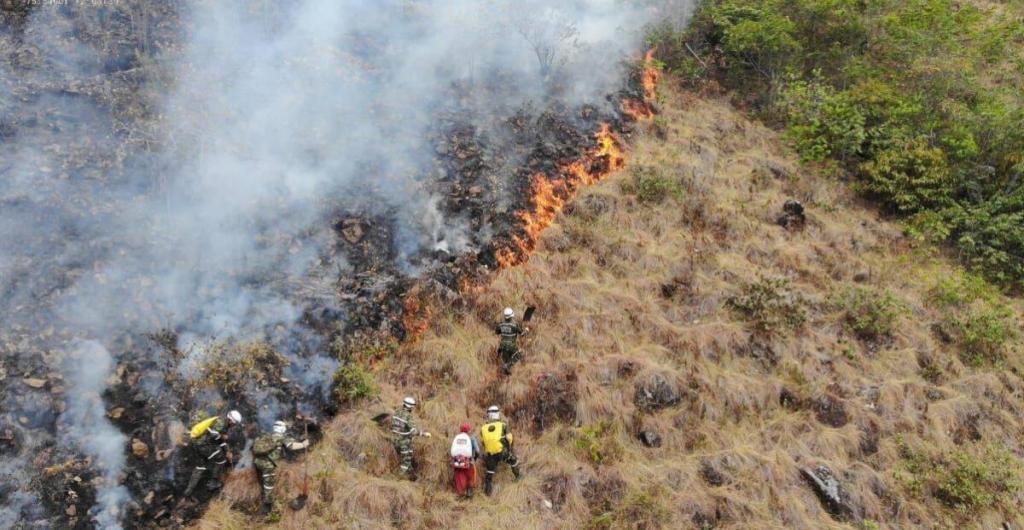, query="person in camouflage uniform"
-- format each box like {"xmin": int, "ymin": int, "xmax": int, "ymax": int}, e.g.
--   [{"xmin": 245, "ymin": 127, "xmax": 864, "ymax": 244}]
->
[
  {"xmin": 495, "ymin": 307, "xmax": 526, "ymax": 374},
  {"xmin": 391, "ymin": 397, "xmax": 430, "ymax": 477},
  {"xmin": 183, "ymin": 410, "xmax": 243, "ymax": 499},
  {"xmin": 252, "ymin": 420, "xmax": 309, "ymax": 515}
]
